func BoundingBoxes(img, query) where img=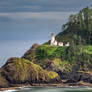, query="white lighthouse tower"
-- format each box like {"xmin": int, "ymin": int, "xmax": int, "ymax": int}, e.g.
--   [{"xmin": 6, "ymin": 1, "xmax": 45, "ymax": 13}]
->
[{"xmin": 50, "ymin": 33, "xmax": 57, "ymax": 46}]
